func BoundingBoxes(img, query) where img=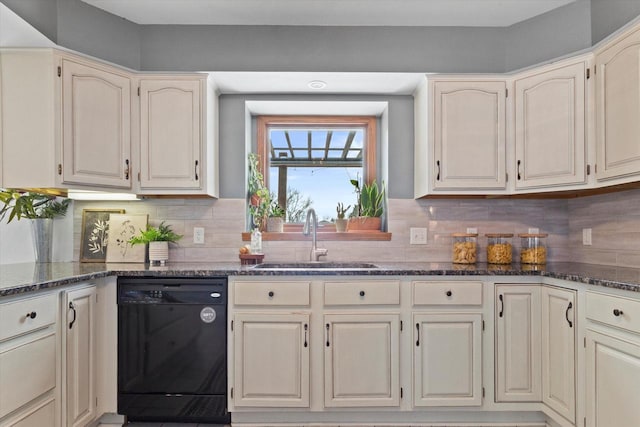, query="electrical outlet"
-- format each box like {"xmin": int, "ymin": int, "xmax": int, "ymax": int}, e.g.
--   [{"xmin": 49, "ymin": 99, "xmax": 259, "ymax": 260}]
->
[
  {"xmin": 528, "ymin": 227, "xmax": 539, "ymax": 234},
  {"xmin": 466, "ymin": 227, "xmax": 478, "ymax": 234},
  {"xmin": 583, "ymin": 228, "xmax": 592, "ymax": 246},
  {"xmin": 410, "ymin": 227, "xmax": 428, "ymax": 245},
  {"xmin": 193, "ymin": 227, "xmax": 205, "ymax": 244}
]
